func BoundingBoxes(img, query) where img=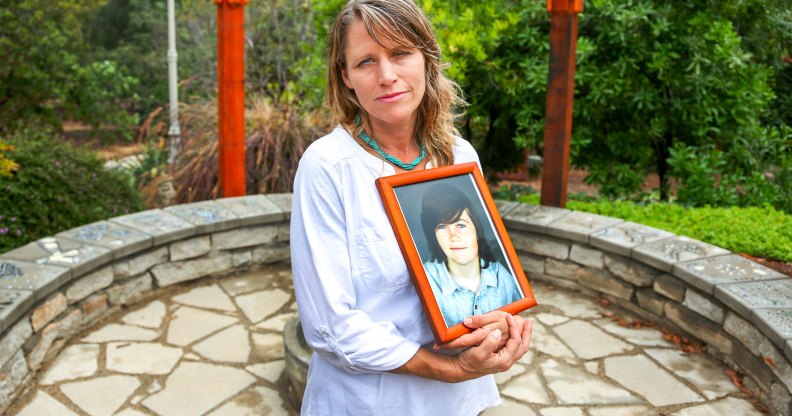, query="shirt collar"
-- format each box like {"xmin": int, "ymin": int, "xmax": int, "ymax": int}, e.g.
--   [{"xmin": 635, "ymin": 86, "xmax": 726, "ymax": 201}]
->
[{"xmin": 431, "ymin": 259, "xmax": 498, "ymax": 296}]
